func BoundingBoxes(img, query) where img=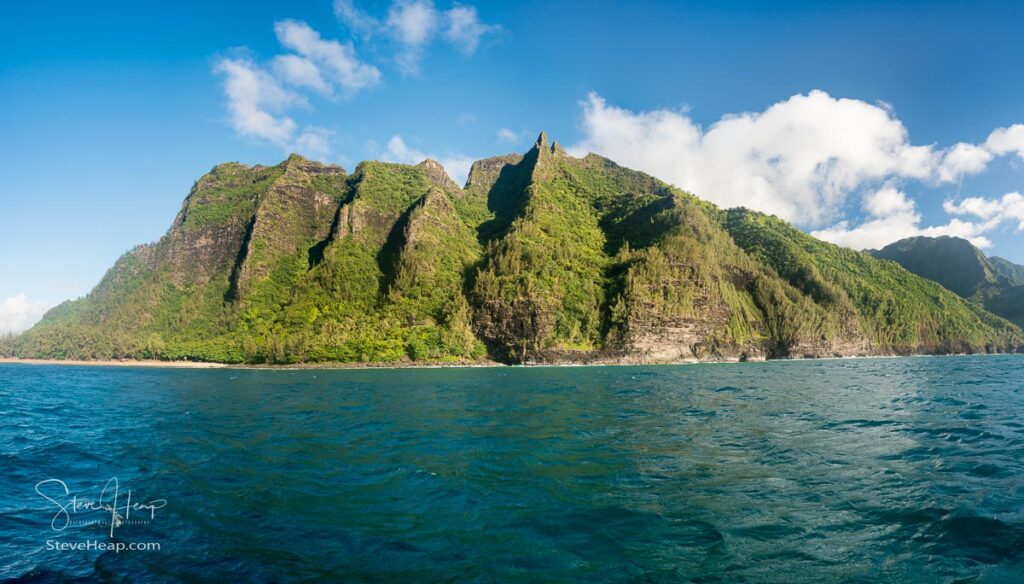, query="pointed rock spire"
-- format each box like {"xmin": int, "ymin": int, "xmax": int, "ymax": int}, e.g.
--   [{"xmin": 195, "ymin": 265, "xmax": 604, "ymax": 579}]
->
[{"xmin": 535, "ymin": 131, "xmax": 549, "ymax": 151}]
